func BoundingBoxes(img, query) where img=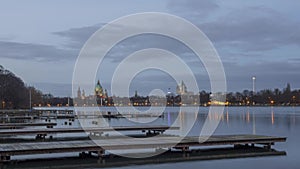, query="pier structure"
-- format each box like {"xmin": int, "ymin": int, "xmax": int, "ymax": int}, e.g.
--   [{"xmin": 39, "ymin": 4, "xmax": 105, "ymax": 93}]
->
[
  {"xmin": 0, "ymin": 134, "xmax": 286, "ymax": 162},
  {"xmin": 0, "ymin": 125, "xmax": 178, "ymax": 139},
  {"xmin": 1, "ymin": 108, "xmax": 164, "ymax": 121},
  {"xmin": 0, "ymin": 122, "xmax": 57, "ymax": 129}
]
